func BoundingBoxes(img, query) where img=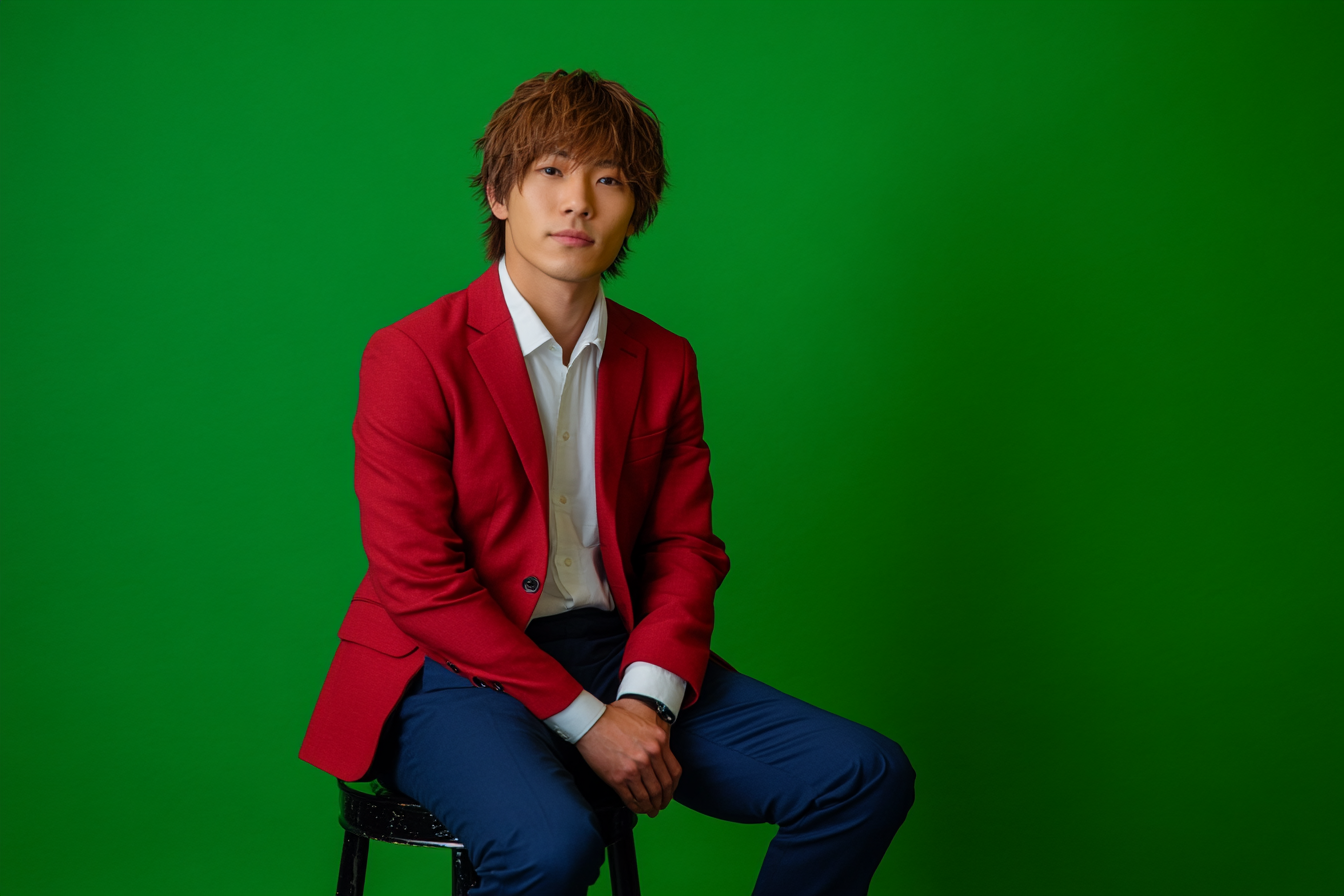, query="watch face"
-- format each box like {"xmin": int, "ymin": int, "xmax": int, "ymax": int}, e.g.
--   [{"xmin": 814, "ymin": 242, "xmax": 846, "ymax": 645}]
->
[{"xmin": 627, "ymin": 693, "xmax": 675, "ymax": 723}]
